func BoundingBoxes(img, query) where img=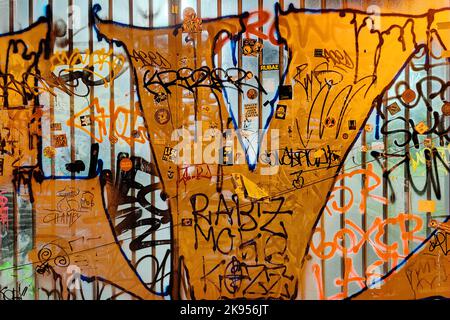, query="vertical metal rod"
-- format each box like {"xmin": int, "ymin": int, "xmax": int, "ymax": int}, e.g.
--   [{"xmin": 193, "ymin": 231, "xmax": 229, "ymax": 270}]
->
[
  {"xmin": 404, "ymin": 64, "xmax": 411, "ymax": 253},
  {"xmin": 29, "ymin": 0, "xmax": 39, "ymax": 301},
  {"xmin": 88, "ymin": 0, "xmax": 97, "ymax": 300},
  {"xmin": 339, "ymin": 0, "xmax": 349, "ymax": 299},
  {"xmin": 68, "ymin": 0, "xmax": 77, "ymax": 300},
  {"xmin": 108, "ymin": 0, "xmax": 116, "ymax": 300},
  {"xmin": 169, "ymin": 0, "xmax": 180, "ymax": 300},
  {"xmin": 426, "ymin": 43, "xmax": 432, "ymax": 236},
  {"xmin": 50, "ymin": 0, "xmax": 58, "ymax": 300},
  {"xmin": 149, "ymin": 0, "xmax": 157, "ymax": 292},
  {"xmin": 382, "ymin": 93, "xmax": 388, "ymax": 275},
  {"xmin": 361, "ymin": 0, "xmax": 369, "ymax": 290},
  {"xmin": 237, "ymin": 0, "xmax": 242, "ymax": 129},
  {"xmin": 257, "ymin": 0, "xmax": 263, "ymax": 135},
  {"xmin": 9, "ymin": 0, "xmax": 19, "ymax": 298},
  {"xmin": 128, "ymin": 1, "xmax": 137, "ymax": 296},
  {"xmin": 69, "ymin": 0, "xmax": 75, "ymax": 179}
]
